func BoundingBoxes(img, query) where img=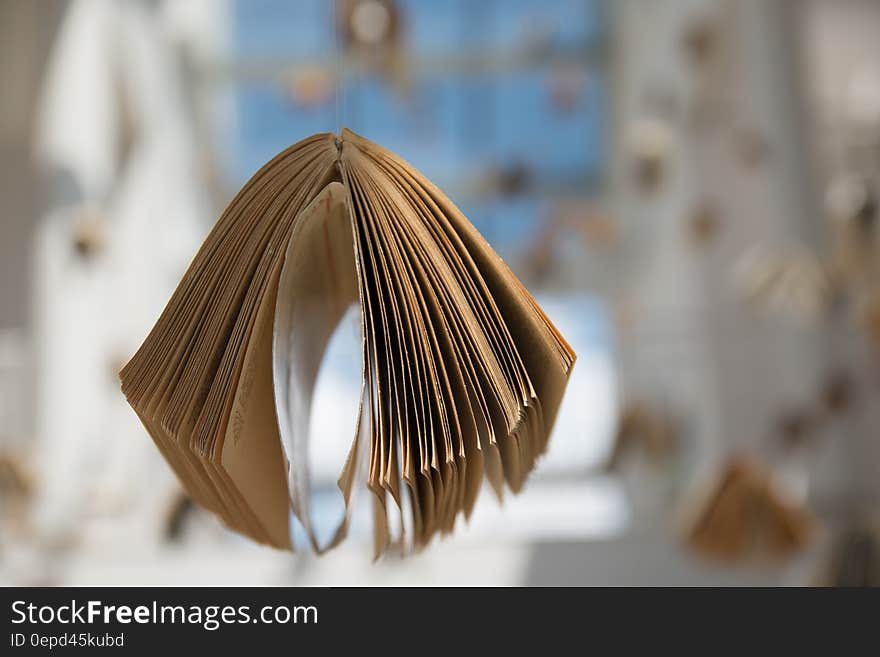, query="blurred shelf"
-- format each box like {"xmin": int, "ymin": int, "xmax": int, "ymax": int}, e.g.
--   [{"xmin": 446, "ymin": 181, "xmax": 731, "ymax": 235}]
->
[{"xmin": 203, "ymin": 43, "xmax": 608, "ymax": 85}]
